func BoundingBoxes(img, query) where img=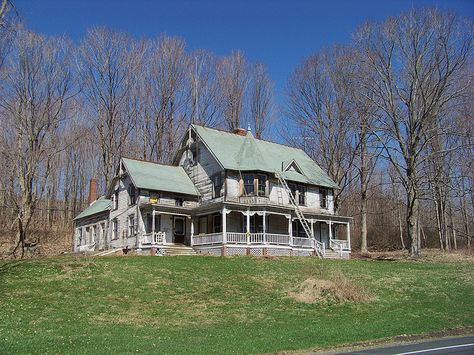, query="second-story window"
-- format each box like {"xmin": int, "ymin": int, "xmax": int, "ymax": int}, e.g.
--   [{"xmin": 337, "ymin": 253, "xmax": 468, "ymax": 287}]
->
[
  {"xmin": 243, "ymin": 174, "xmax": 254, "ymax": 196},
  {"xmin": 257, "ymin": 175, "xmax": 267, "ymax": 197},
  {"xmin": 175, "ymin": 197, "xmax": 184, "ymax": 207},
  {"xmin": 298, "ymin": 185, "xmax": 306, "ymax": 205},
  {"xmin": 128, "ymin": 184, "xmax": 136, "ymax": 205},
  {"xmin": 211, "ymin": 173, "xmax": 222, "ymax": 198},
  {"xmin": 320, "ymin": 188, "xmax": 328, "ymax": 209},
  {"xmin": 113, "ymin": 189, "xmax": 119, "ymax": 210},
  {"xmin": 288, "ymin": 183, "xmax": 297, "ymax": 200},
  {"xmin": 112, "ymin": 219, "xmax": 119, "ymax": 239}
]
